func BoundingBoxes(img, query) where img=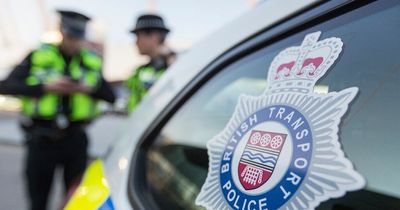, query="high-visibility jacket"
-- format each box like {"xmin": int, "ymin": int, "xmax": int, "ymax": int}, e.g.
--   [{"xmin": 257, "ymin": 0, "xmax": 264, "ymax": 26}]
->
[
  {"xmin": 21, "ymin": 44, "xmax": 102, "ymax": 121},
  {"xmin": 124, "ymin": 65, "xmax": 165, "ymax": 113}
]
